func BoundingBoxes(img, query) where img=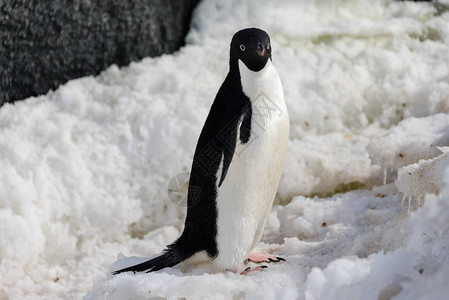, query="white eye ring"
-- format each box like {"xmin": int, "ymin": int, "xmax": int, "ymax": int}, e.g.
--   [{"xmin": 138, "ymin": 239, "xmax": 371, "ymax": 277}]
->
[
  {"xmin": 239, "ymin": 44, "xmax": 245, "ymax": 51},
  {"xmin": 267, "ymin": 43, "xmax": 270, "ymax": 50}
]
